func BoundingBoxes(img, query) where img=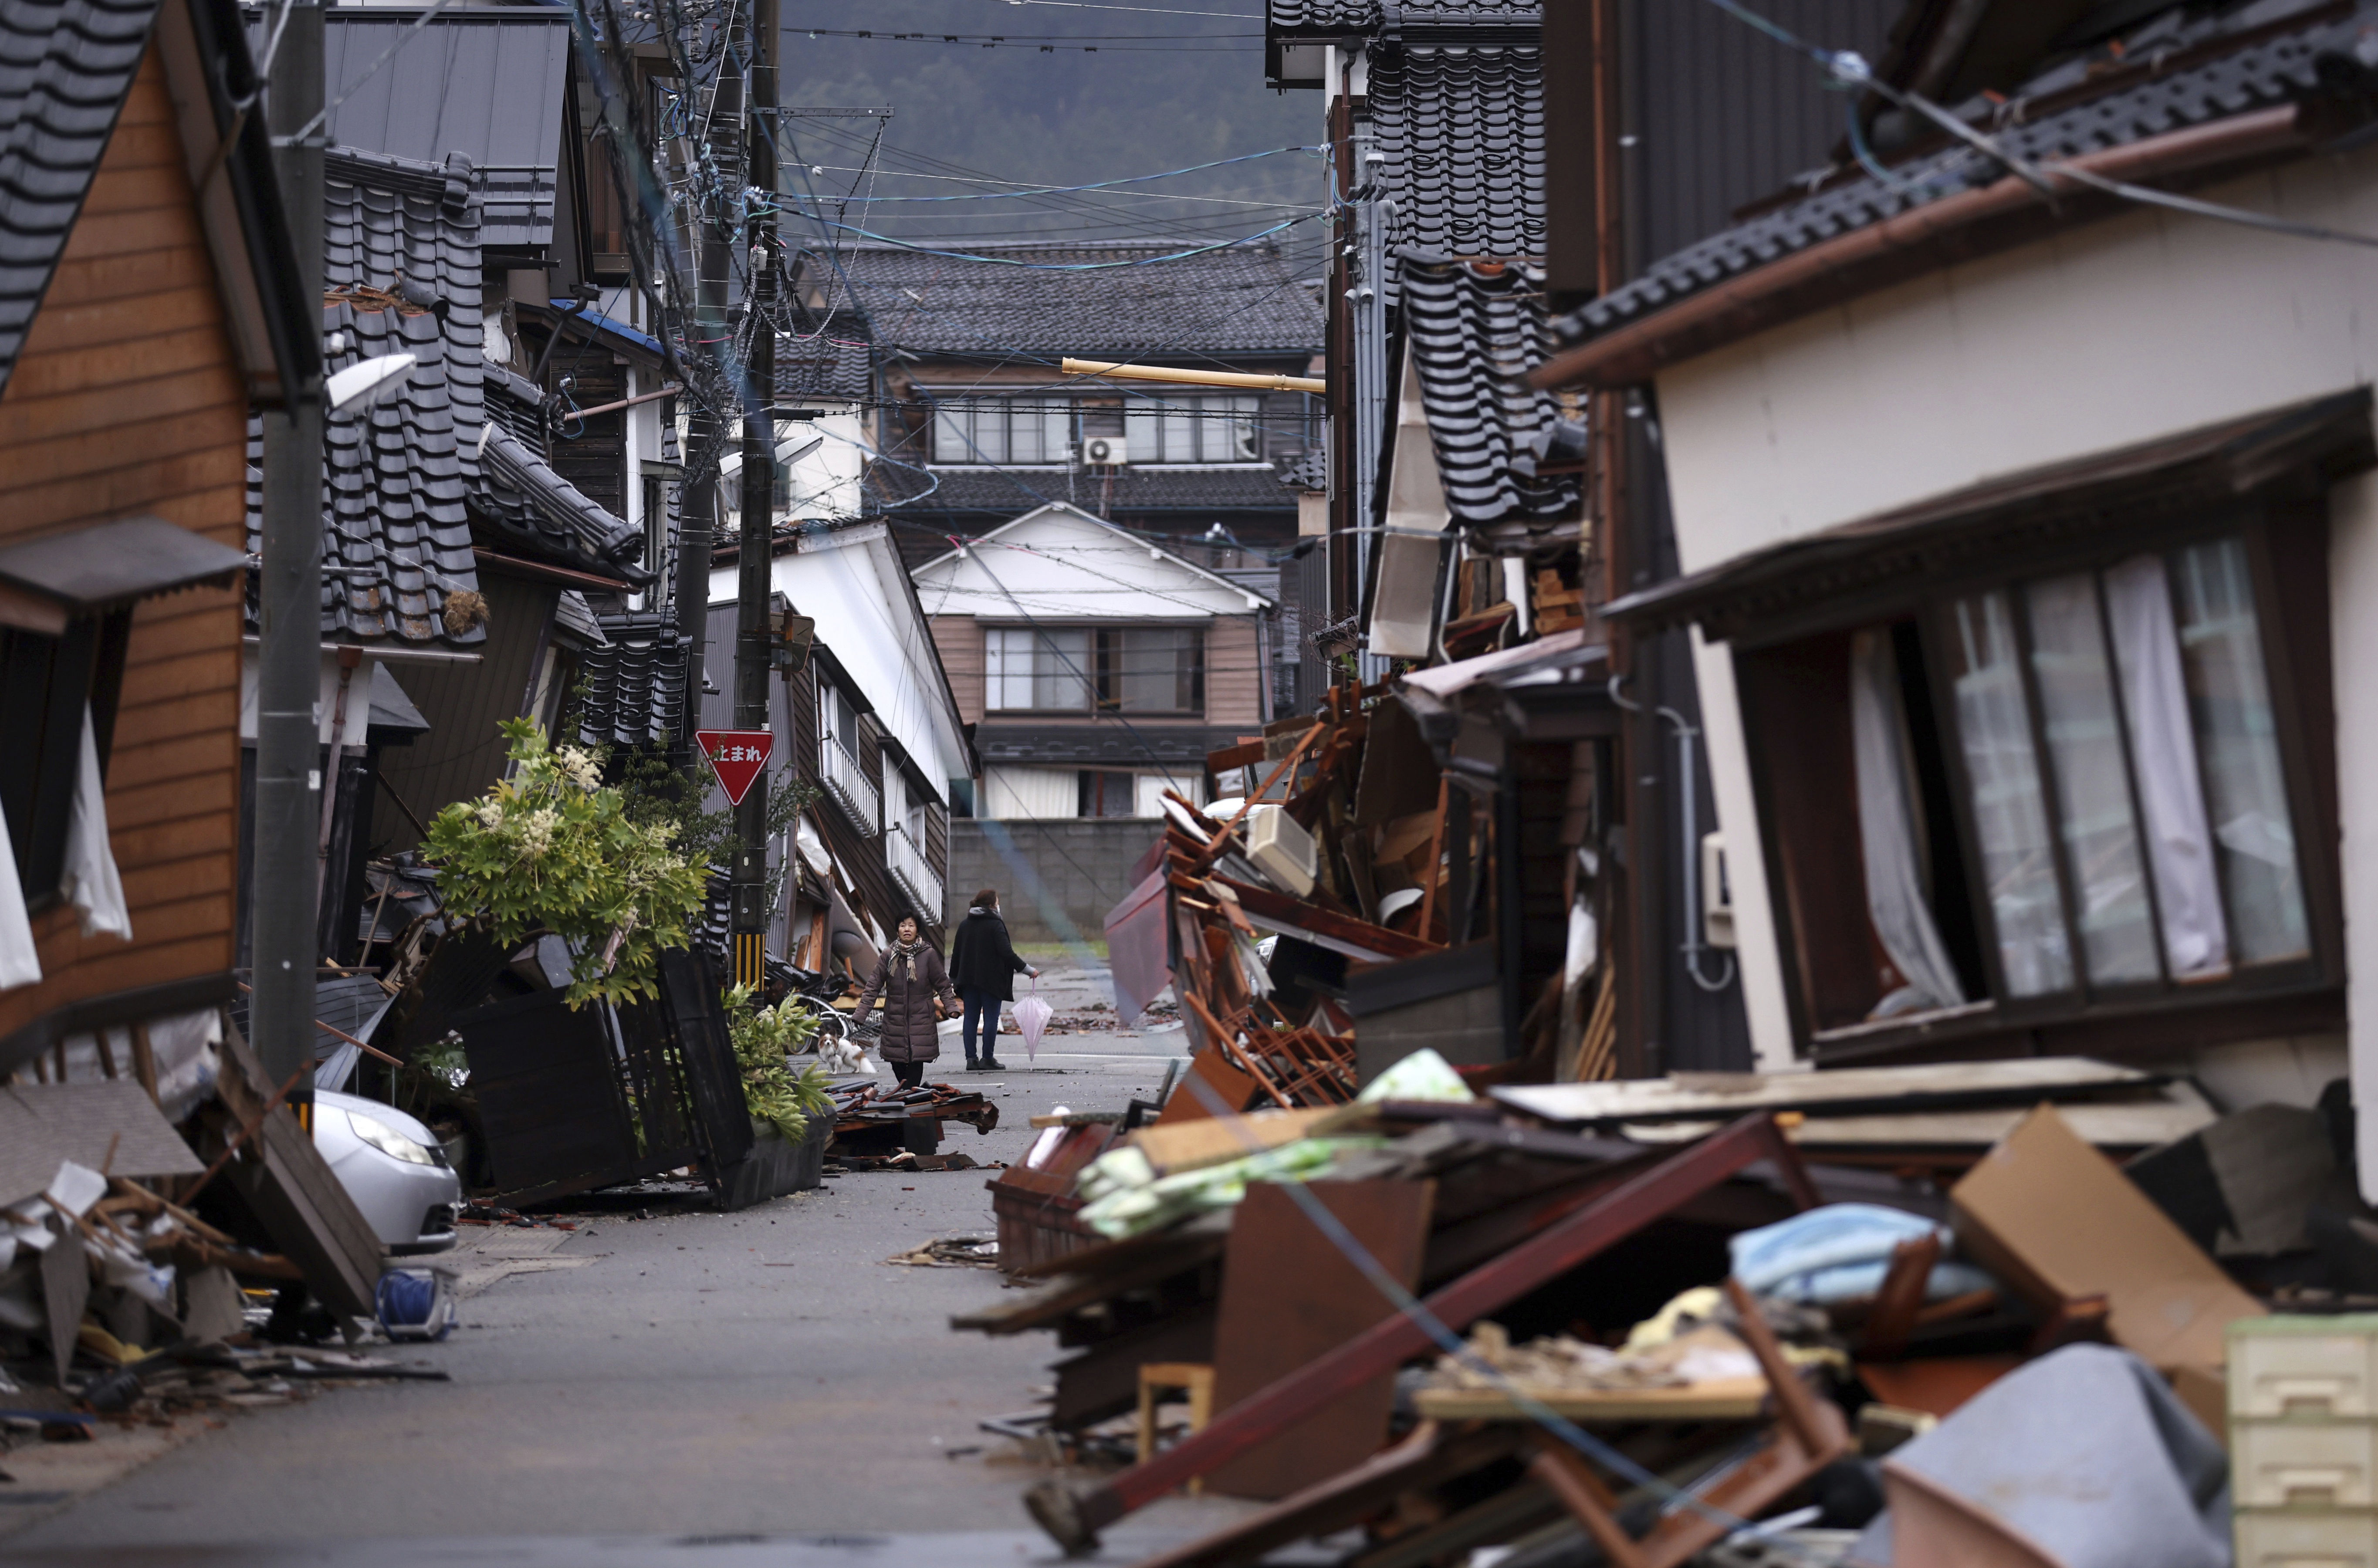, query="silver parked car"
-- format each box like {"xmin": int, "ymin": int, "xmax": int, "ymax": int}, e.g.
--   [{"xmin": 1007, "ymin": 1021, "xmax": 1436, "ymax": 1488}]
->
[{"xmin": 313, "ymin": 1089, "xmax": 461, "ymax": 1254}]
